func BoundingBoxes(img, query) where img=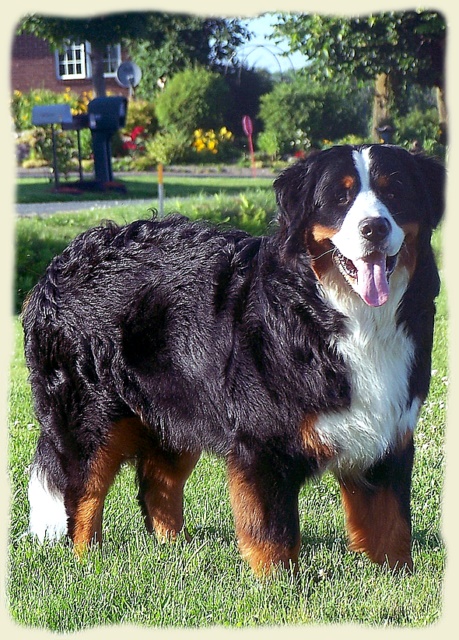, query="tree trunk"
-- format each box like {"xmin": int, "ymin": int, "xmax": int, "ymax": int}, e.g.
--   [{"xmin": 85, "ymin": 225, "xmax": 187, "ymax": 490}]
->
[
  {"xmin": 371, "ymin": 73, "xmax": 394, "ymax": 143},
  {"xmin": 436, "ymin": 85, "xmax": 447, "ymax": 145},
  {"xmin": 91, "ymin": 45, "xmax": 106, "ymax": 97}
]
